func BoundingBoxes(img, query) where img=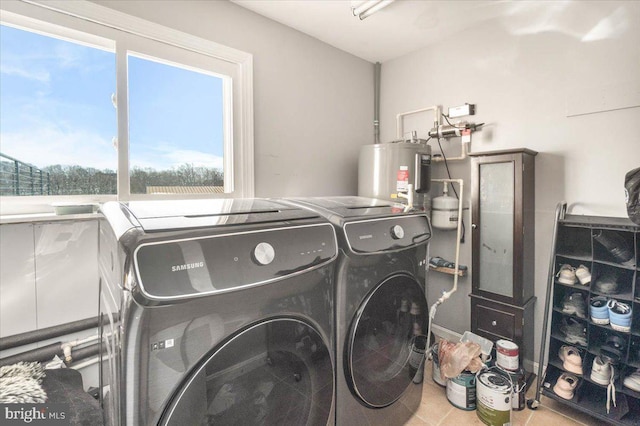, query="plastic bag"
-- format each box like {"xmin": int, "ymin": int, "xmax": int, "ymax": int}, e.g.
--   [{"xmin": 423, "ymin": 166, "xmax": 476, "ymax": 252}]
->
[
  {"xmin": 438, "ymin": 339, "xmax": 483, "ymax": 379},
  {"xmin": 625, "ymin": 167, "xmax": 640, "ymax": 225}
]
